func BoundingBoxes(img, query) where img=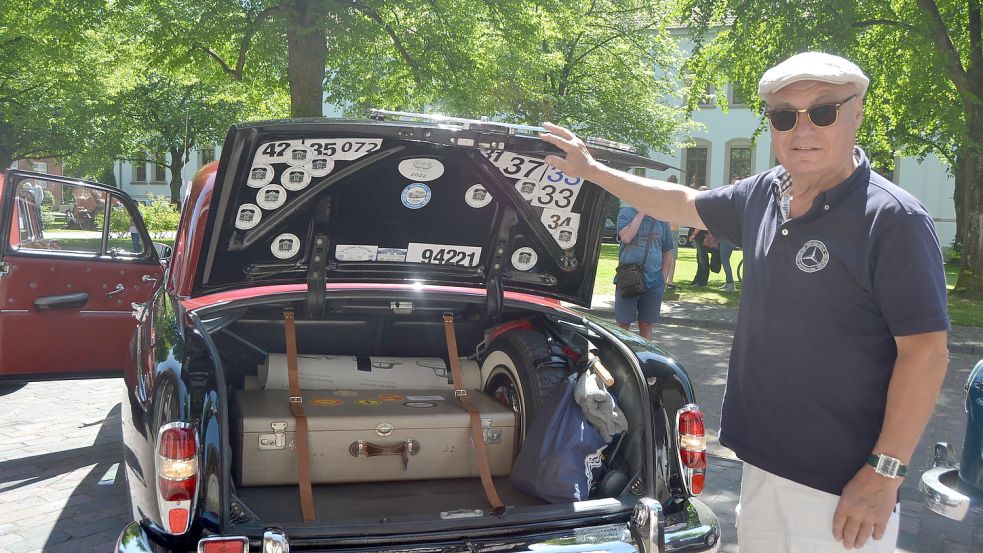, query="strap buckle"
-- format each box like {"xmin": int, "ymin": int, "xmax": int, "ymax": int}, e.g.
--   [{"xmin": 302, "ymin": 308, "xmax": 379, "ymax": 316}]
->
[
  {"xmin": 455, "ymin": 389, "xmax": 468, "ymax": 397},
  {"xmin": 289, "ymin": 396, "xmax": 304, "ymax": 404}
]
